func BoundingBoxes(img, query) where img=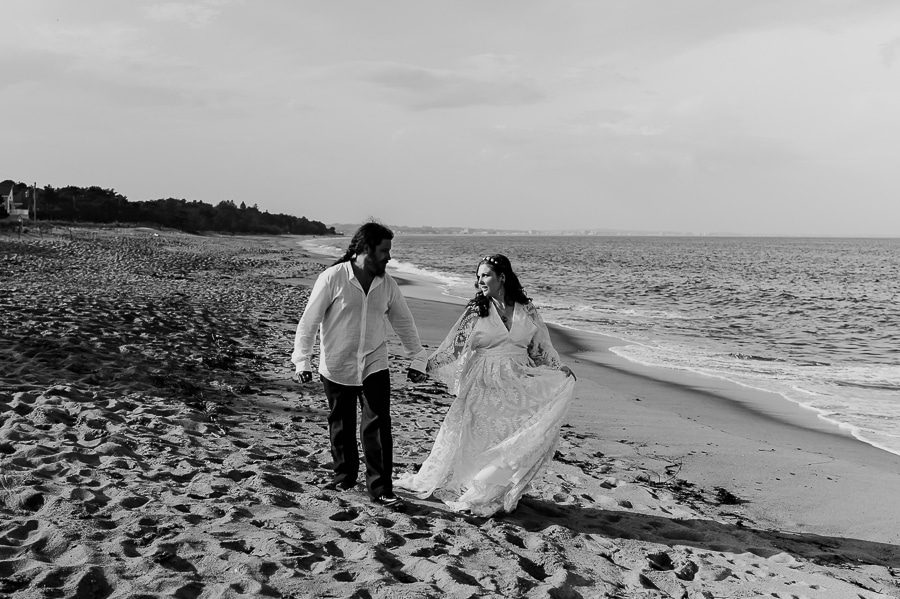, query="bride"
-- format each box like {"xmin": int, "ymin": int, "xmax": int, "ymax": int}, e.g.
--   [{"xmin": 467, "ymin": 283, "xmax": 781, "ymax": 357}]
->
[{"xmin": 397, "ymin": 254, "xmax": 576, "ymax": 516}]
